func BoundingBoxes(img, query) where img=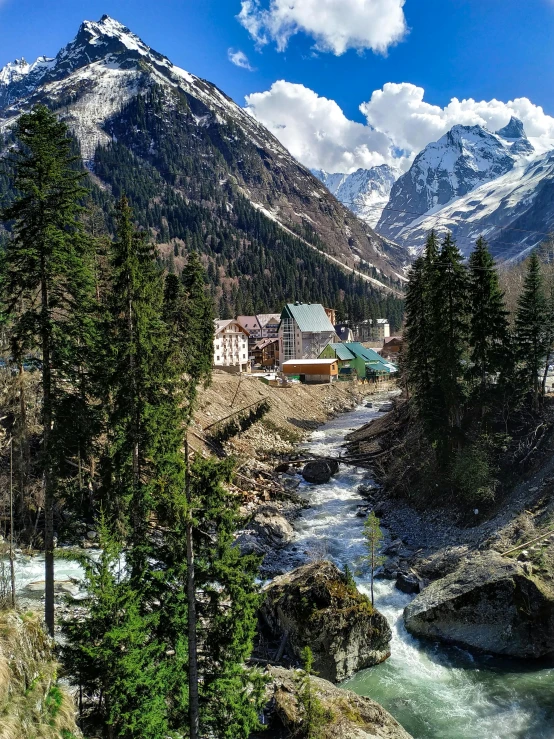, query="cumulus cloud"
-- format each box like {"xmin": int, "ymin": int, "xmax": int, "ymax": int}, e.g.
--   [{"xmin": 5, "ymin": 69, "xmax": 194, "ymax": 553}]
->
[
  {"xmin": 238, "ymin": 0, "xmax": 408, "ymax": 55},
  {"xmin": 245, "ymin": 81, "xmax": 406, "ymax": 173},
  {"xmin": 228, "ymin": 48, "xmax": 255, "ymax": 70},
  {"xmin": 360, "ymin": 82, "xmax": 554, "ymax": 154},
  {"xmin": 245, "ymin": 80, "xmax": 554, "ymax": 174}
]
